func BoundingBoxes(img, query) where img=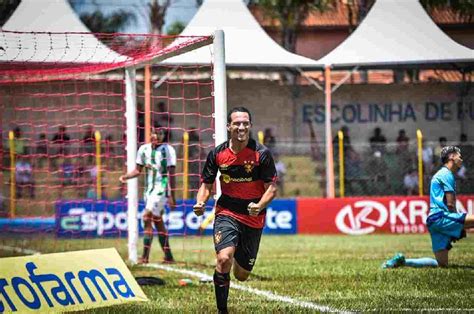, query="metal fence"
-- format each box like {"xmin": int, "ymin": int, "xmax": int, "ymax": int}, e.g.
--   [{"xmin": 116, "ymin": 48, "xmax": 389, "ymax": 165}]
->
[{"xmin": 271, "ymin": 139, "xmax": 474, "ymax": 197}]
